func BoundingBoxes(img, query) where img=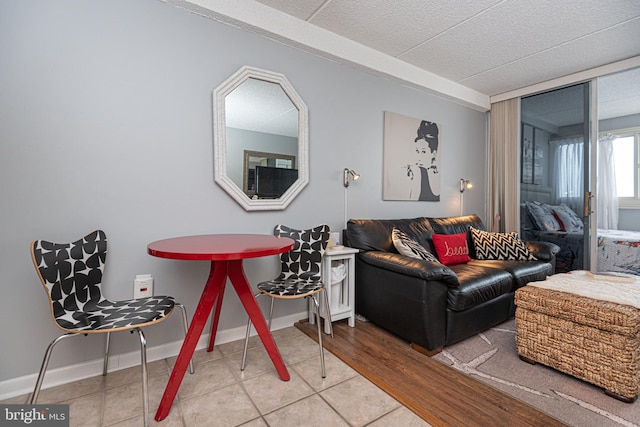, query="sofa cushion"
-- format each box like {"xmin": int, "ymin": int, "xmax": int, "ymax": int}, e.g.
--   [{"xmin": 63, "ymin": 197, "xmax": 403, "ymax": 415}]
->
[
  {"xmin": 470, "ymin": 227, "xmax": 536, "ymax": 261},
  {"xmin": 391, "ymin": 228, "xmax": 439, "ymax": 262},
  {"xmin": 446, "ymin": 264, "xmax": 513, "ymax": 311},
  {"xmin": 428, "ymin": 214, "xmax": 486, "ymax": 234},
  {"xmin": 358, "ymin": 251, "xmax": 460, "ymax": 286},
  {"xmin": 432, "ymin": 232, "xmax": 471, "ymax": 265},
  {"xmin": 469, "ymin": 259, "xmax": 552, "ymax": 290},
  {"xmin": 428, "ymin": 214, "xmax": 485, "ymax": 258},
  {"xmin": 345, "ymin": 218, "xmax": 434, "ymax": 253}
]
